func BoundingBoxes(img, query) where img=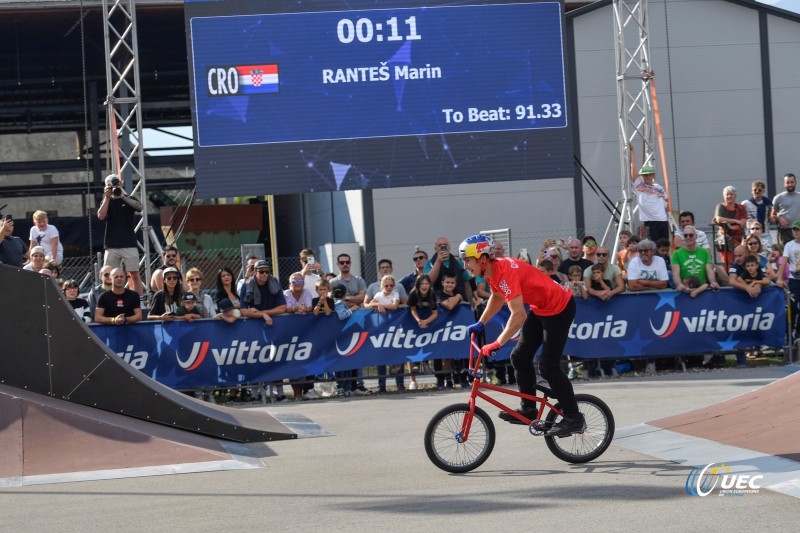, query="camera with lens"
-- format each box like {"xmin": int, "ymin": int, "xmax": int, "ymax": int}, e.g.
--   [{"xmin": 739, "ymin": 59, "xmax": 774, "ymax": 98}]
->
[{"xmin": 111, "ymin": 178, "xmax": 122, "ymax": 197}]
